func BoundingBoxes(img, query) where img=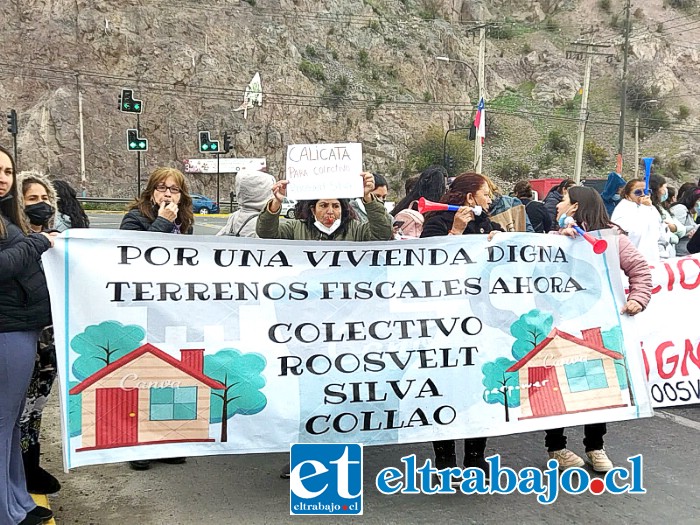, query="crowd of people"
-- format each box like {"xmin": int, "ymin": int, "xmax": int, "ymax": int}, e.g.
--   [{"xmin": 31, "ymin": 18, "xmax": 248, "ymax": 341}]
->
[{"xmin": 1, "ymin": 142, "xmax": 696, "ymax": 522}]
